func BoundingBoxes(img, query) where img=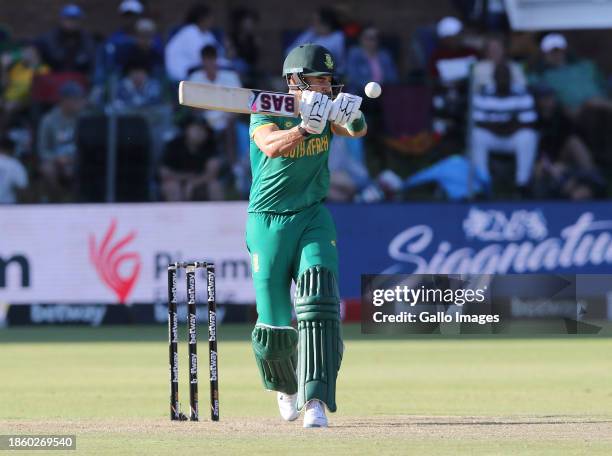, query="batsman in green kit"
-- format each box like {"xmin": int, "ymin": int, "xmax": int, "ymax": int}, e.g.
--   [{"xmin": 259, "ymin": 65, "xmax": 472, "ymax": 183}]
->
[{"xmin": 247, "ymin": 44, "xmax": 367, "ymax": 428}]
